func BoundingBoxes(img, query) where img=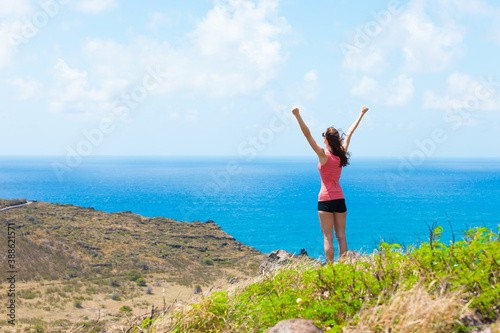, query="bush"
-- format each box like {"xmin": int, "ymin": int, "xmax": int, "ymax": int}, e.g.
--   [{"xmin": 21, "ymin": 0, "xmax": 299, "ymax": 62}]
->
[
  {"xmin": 19, "ymin": 289, "xmax": 38, "ymax": 299},
  {"xmin": 110, "ymin": 291, "xmax": 121, "ymax": 301},
  {"xmin": 202, "ymin": 258, "xmax": 214, "ymax": 266},
  {"xmin": 32, "ymin": 324, "xmax": 45, "ymax": 333},
  {"xmin": 161, "ymin": 226, "xmax": 500, "ymax": 332},
  {"xmin": 109, "ymin": 278, "xmax": 120, "ymax": 287},
  {"xmin": 136, "ymin": 278, "xmax": 147, "ymax": 287},
  {"xmin": 127, "ymin": 270, "xmax": 142, "ymax": 281},
  {"xmin": 120, "ymin": 305, "xmax": 133, "ymax": 312}
]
